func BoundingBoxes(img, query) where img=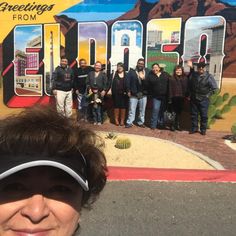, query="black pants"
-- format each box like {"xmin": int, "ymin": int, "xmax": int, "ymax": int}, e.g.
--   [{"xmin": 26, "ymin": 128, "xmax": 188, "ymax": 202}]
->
[
  {"xmin": 171, "ymin": 97, "xmax": 184, "ymax": 128},
  {"xmin": 190, "ymin": 98, "xmax": 209, "ymax": 132},
  {"xmin": 172, "ymin": 97, "xmax": 184, "ymax": 115}
]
